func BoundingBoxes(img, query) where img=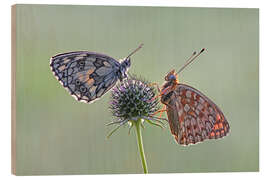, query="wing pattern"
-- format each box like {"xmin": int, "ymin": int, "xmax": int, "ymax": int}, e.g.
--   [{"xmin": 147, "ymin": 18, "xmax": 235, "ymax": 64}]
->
[
  {"xmin": 166, "ymin": 84, "xmax": 230, "ymax": 145},
  {"xmin": 50, "ymin": 51, "xmax": 120, "ymax": 103}
]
